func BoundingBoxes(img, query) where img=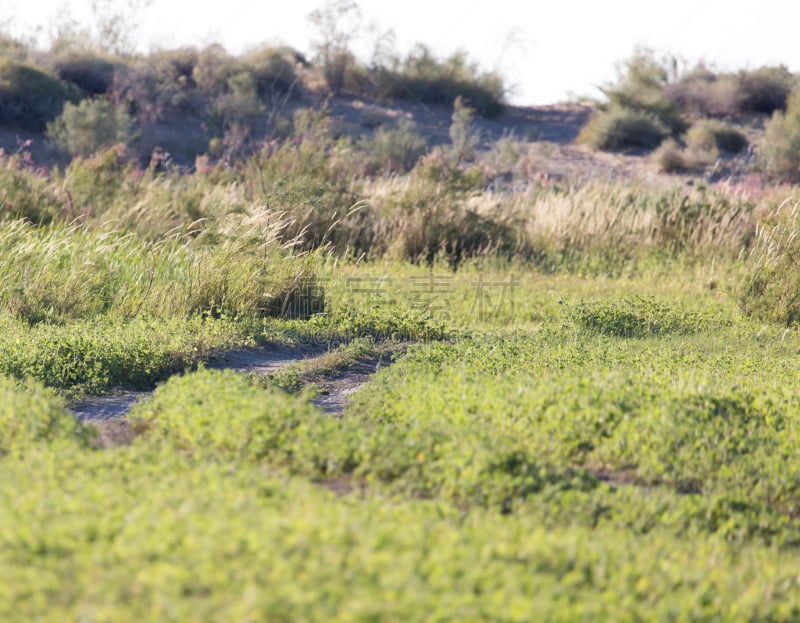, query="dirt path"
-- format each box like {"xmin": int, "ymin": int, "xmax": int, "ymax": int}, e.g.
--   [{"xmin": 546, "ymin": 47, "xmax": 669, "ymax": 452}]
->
[{"xmin": 71, "ymin": 346, "xmax": 390, "ymax": 445}]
